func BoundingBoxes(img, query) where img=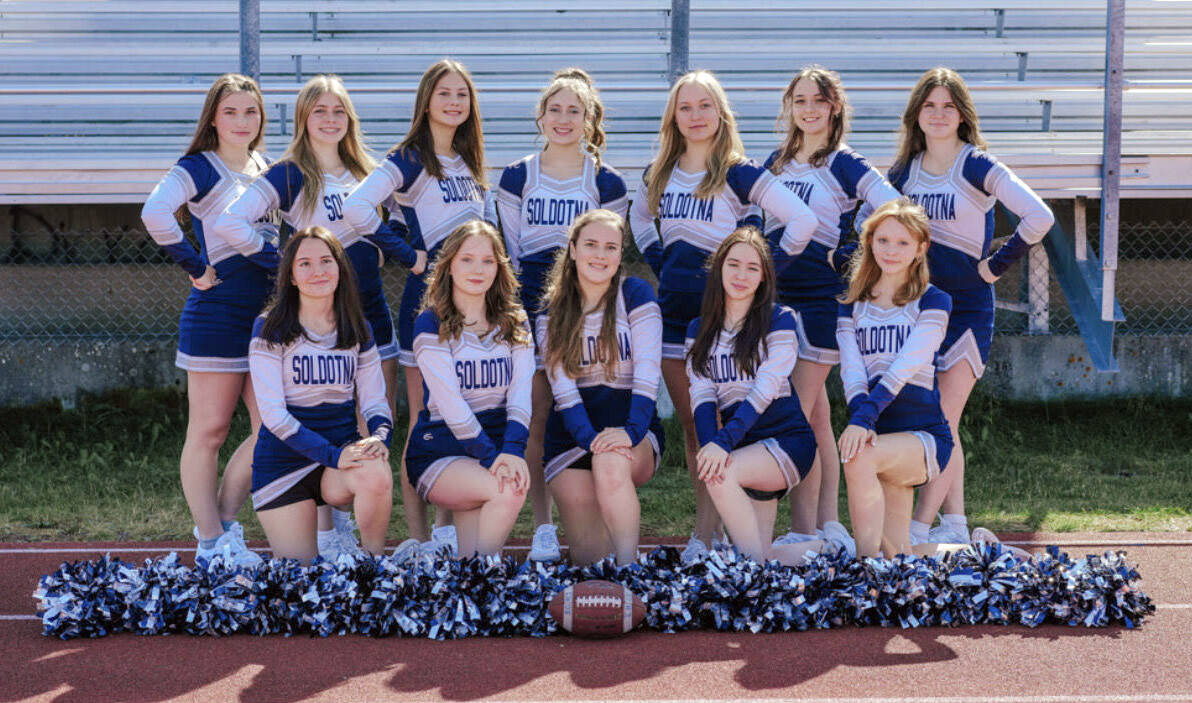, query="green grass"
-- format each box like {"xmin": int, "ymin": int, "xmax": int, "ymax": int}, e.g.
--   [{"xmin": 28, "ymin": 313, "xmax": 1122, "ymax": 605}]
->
[{"xmin": 1, "ymin": 388, "xmax": 1190, "ymax": 541}]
